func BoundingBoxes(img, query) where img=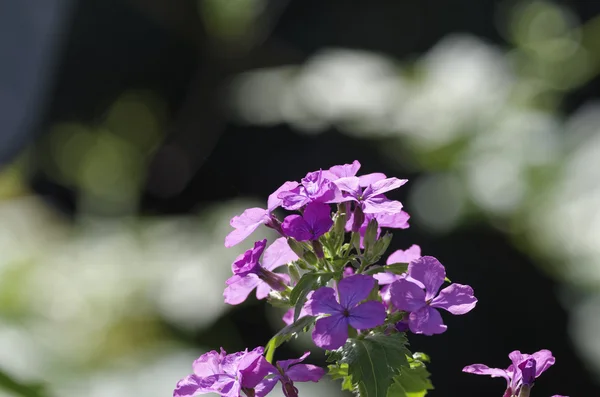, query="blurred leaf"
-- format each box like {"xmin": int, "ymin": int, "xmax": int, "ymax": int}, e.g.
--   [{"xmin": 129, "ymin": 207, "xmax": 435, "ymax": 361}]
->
[
  {"xmin": 387, "ymin": 358, "xmax": 434, "ymax": 397},
  {"xmin": 0, "ymin": 368, "xmax": 47, "ymax": 397},
  {"xmin": 328, "ymin": 363, "xmax": 354, "ymax": 391}
]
